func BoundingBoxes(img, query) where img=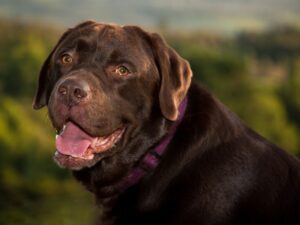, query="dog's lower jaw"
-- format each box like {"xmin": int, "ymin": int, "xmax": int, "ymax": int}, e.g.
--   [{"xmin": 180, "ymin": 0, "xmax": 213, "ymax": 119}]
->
[{"xmin": 72, "ymin": 156, "xmax": 133, "ymax": 198}]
